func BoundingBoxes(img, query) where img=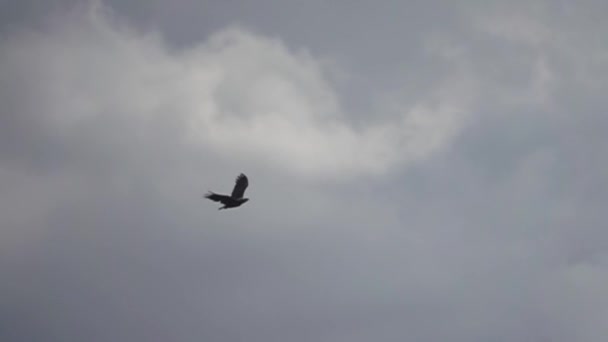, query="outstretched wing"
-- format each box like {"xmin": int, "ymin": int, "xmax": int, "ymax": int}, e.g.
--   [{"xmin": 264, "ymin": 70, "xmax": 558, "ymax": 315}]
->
[
  {"xmin": 231, "ymin": 173, "xmax": 249, "ymax": 199},
  {"xmin": 204, "ymin": 192, "xmax": 231, "ymax": 203}
]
